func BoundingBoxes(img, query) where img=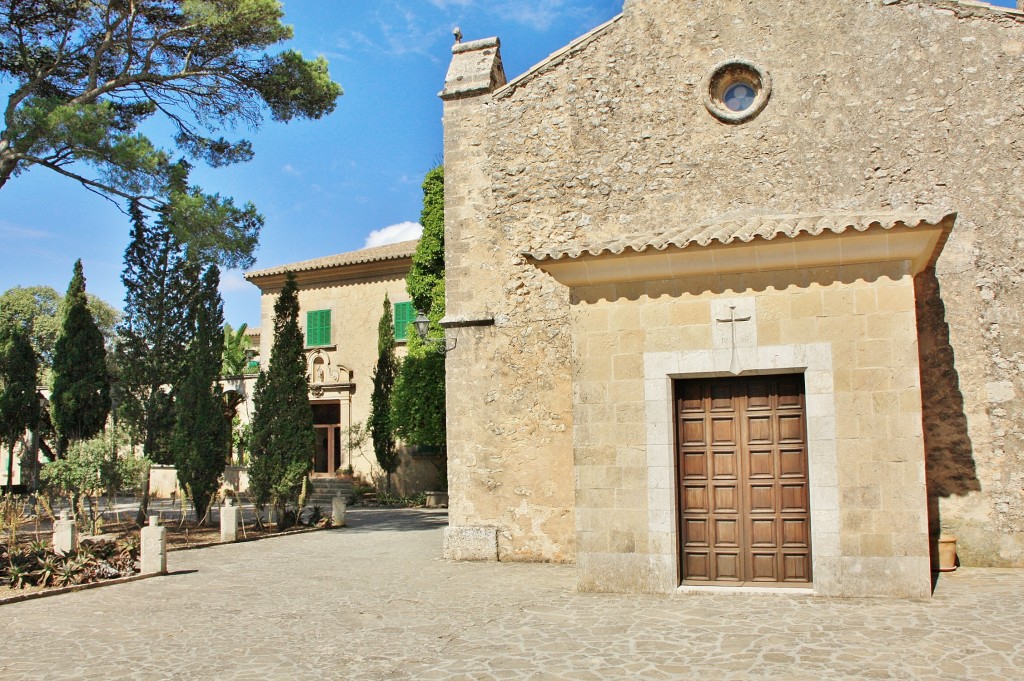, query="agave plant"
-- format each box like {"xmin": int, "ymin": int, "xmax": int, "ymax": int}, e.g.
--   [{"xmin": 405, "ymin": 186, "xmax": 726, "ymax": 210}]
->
[
  {"xmin": 6, "ymin": 560, "xmax": 31, "ymax": 589},
  {"xmin": 82, "ymin": 539, "xmax": 116, "ymax": 561},
  {"xmin": 118, "ymin": 536, "xmax": 140, "ymax": 560},
  {"xmin": 34, "ymin": 554, "xmax": 60, "ymax": 587},
  {"xmin": 26, "ymin": 539, "xmax": 49, "ymax": 556},
  {"xmin": 53, "ymin": 557, "xmax": 85, "ymax": 588}
]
